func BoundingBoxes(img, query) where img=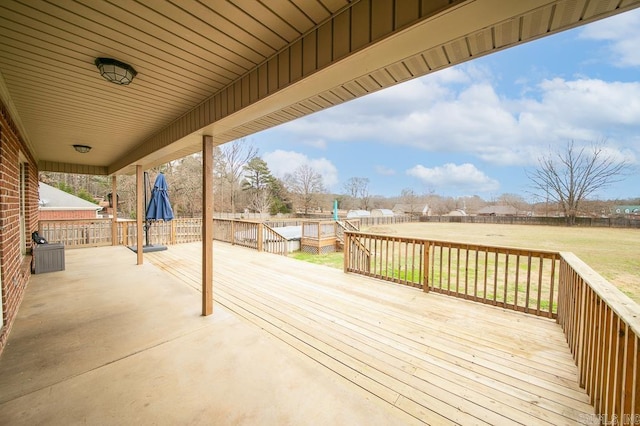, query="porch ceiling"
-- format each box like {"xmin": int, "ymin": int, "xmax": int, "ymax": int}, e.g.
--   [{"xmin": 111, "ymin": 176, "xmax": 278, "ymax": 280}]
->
[{"xmin": 0, "ymin": 0, "xmax": 638, "ymax": 175}]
